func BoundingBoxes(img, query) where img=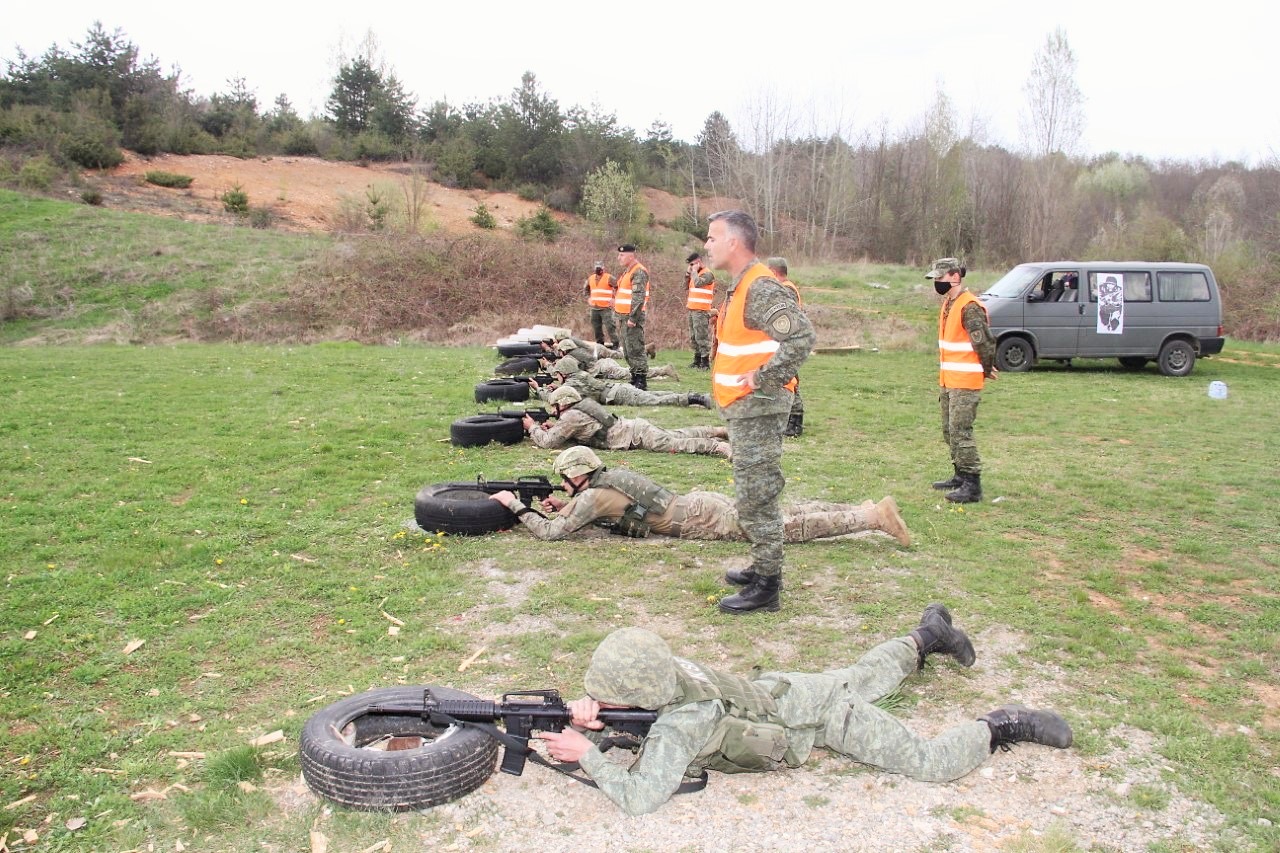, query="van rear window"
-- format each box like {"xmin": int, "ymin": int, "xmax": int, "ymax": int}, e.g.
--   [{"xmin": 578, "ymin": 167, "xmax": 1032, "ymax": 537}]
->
[{"xmin": 1158, "ymin": 272, "xmax": 1211, "ymax": 302}]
